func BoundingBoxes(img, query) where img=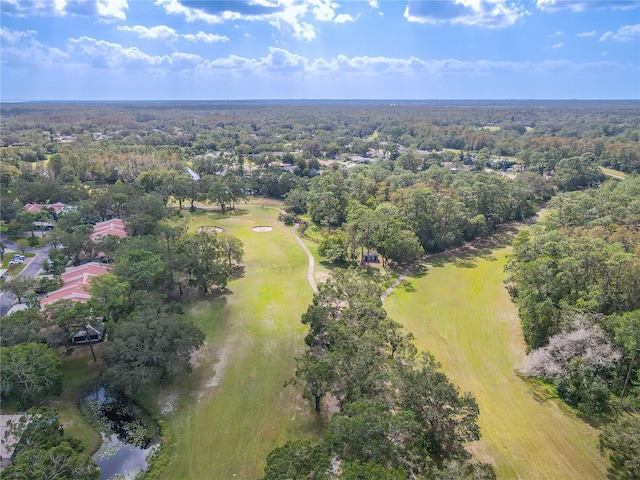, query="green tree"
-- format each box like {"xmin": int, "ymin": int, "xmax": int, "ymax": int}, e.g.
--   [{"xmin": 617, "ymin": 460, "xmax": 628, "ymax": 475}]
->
[
  {"xmin": 326, "ymin": 400, "xmax": 421, "ymax": 472},
  {"xmin": 4, "ymin": 443, "xmax": 99, "ymax": 480},
  {"xmin": 218, "ymin": 233, "xmax": 244, "ymax": 268},
  {"xmin": 262, "ymin": 441, "xmax": 331, "ymax": 480},
  {"xmin": 610, "ymin": 310, "xmax": 640, "ymax": 398},
  {"xmin": 0, "ymin": 307, "xmax": 41, "ymax": 346},
  {"xmin": 2, "ymin": 408, "xmax": 99, "ymax": 480},
  {"xmin": 114, "ymin": 249, "xmax": 164, "ymax": 294},
  {"xmin": 102, "ymin": 311, "xmax": 204, "ymax": 394},
  {"xmin": 89, "ymin": 273, "xmax": 129, "ymax": 321},
  {"xmin": 0, "ymin": 343, "xmax": 62, "ymax": 406},
  {"xmin": 555, "ymin": 357, "xmax": 611, "ymax": 416},
  {"xmin": 341, "ymin": 461, "xmax": 407, "ymax": 480},
  {"xmin": 599, "ymin": 416, "xmax": 640, "ymax": 480},
  {"xmin": 42, "ymin": 300, "xmax": 92, "ymax": 353},
  {"xmin": 318, "ymin": 231, "xmax": 350, "ymax": 264},
  {"xmin": 3, "ymin": 275, "xmax": 36, "ymax": 304},
  {"xmin": 176, "ymin": 231, "xmax": 231, "ymax": 293},
  {"xmin": 398, "ymin": 354, "xmax": 480, "ymax": 459},
  {"xmin": 289, "ymin": 348, "xmax": 334, "ymax": 412},
  {"xmin": 14, "ymin": 237, "xmax": 30, "ymax": 255}
]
